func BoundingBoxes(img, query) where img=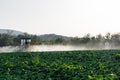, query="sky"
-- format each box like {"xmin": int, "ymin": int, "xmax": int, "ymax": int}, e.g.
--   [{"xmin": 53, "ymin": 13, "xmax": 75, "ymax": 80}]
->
[{"xmin": 0, "ymin": 0, "xmax": 120, "ymax": 37}]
